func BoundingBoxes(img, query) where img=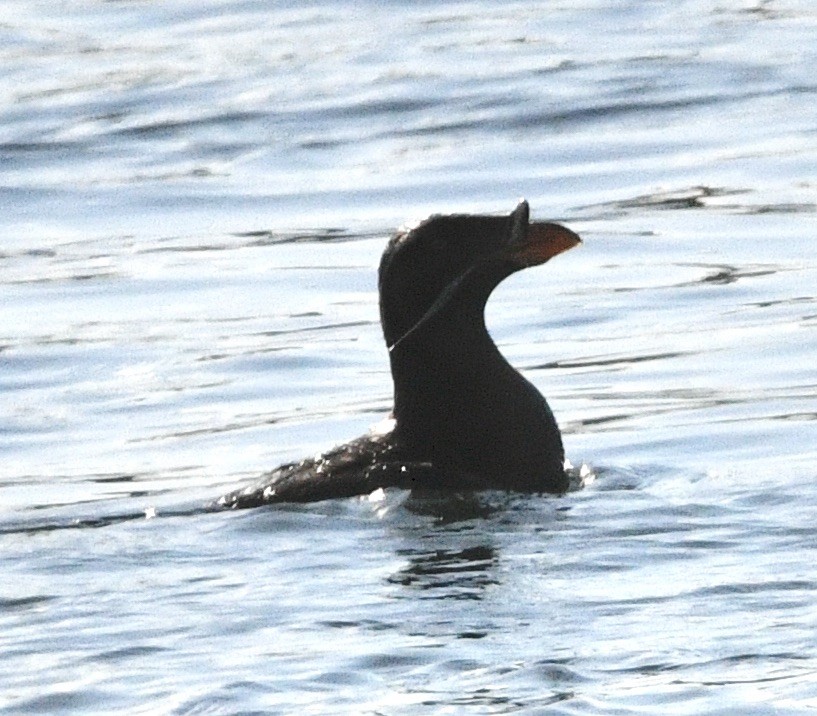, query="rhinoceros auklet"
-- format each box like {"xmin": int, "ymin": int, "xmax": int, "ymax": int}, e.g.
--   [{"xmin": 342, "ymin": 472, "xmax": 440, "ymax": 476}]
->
[{"xmin": 215, "ymin": 200, "xmax": 580, "ymax": 508}]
